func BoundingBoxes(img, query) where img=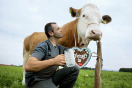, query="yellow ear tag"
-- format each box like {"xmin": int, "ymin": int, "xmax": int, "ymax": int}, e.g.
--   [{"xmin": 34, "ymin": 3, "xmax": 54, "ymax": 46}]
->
[
  {"xmin": 103, "ymin": 20, "xmax": 107, "ymax": 24},
  {"xmin": 69, "ymin": 9, "xmax": 72, "ymax": 13}
]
